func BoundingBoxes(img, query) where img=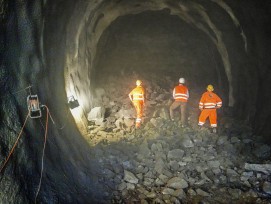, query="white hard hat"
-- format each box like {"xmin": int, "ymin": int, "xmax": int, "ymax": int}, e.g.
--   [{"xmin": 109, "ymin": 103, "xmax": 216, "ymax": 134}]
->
[
  {"xmin": 179, "ymin": 78, "xmax": 185, "ymax": 84},
  {"xmin": 136, "ymin": 80, "xmax": 142, "ymax": 86}
]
